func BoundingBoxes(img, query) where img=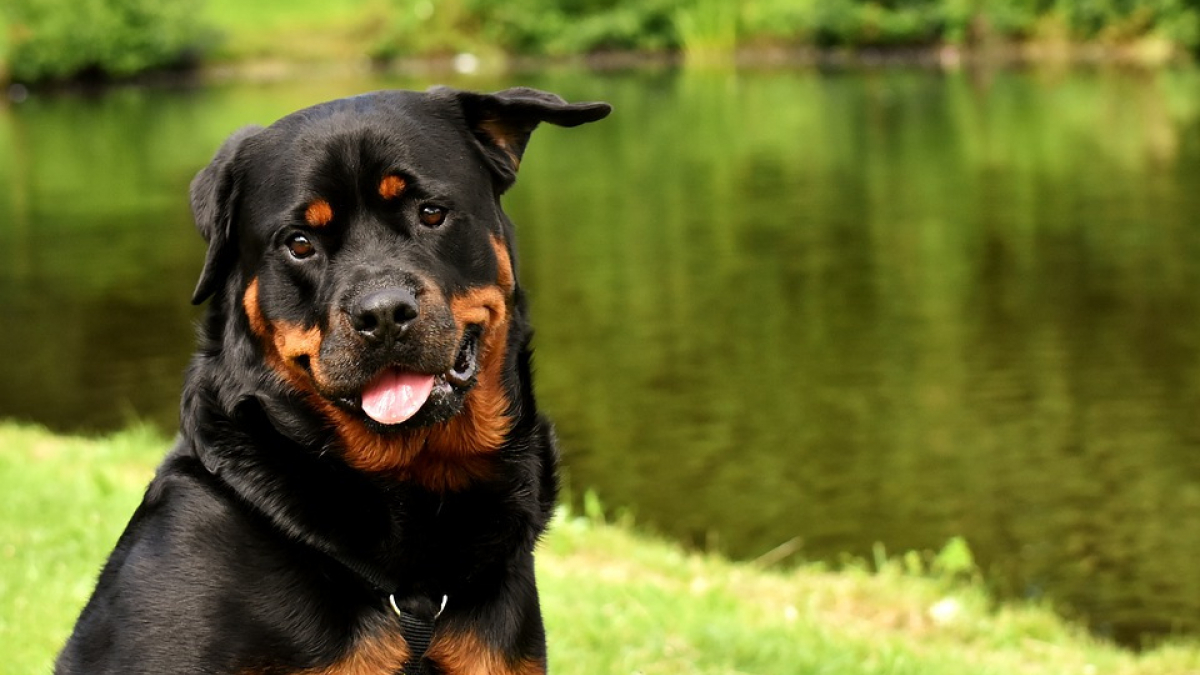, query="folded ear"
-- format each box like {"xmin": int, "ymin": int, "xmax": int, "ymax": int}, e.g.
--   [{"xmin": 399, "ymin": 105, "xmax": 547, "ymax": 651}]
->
[
  {"xmin": 190, "ymin": 125, "xmax": 262, "ymax": 305},
  {"xmin": 439, "ymin": 86, "xmax": 612, "ymax": 191}
]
